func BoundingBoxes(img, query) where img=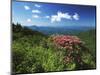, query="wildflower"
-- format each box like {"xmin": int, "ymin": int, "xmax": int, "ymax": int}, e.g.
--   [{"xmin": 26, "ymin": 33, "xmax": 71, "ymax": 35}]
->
[{"xmin": 52, "ymin": 35, "xmax": 83, "ymax": 50}]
